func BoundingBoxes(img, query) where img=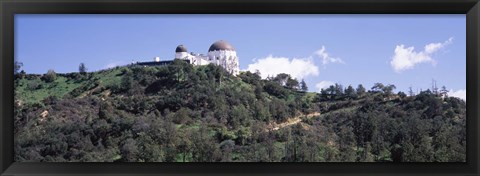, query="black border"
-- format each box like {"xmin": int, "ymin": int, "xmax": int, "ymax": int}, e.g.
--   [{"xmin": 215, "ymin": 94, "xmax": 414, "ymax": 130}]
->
[{"xmin": 1, "ymin": 0, "xmax": 479, "ymax": 176}]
